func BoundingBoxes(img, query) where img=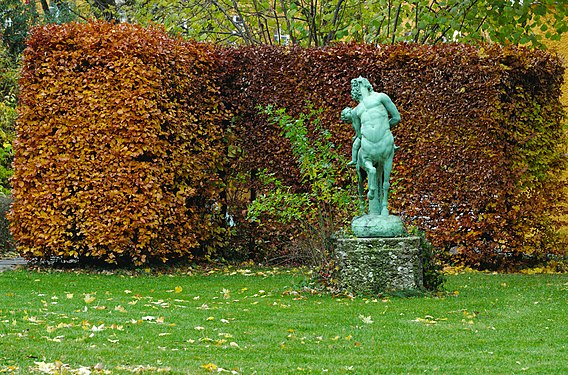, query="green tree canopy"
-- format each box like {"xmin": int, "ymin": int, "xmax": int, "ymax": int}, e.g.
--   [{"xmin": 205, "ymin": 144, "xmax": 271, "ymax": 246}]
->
[{"xmin": 122, "ymin": 0, "xmax": 568, "ymax": 48}]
